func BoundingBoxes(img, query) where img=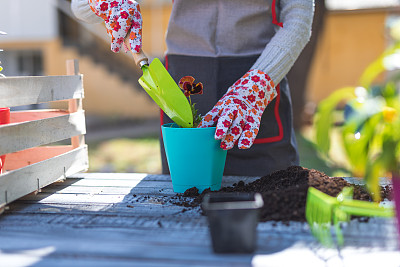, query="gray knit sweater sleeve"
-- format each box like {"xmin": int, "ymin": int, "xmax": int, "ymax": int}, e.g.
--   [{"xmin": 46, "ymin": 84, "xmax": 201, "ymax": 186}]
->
[
  {"xmin": 251, "ymin": 0, "xmax": 314, "ymax": 85},
  {"xmin": 71, "ymin": 0, "xmax": 103, "ymax": 24}
]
